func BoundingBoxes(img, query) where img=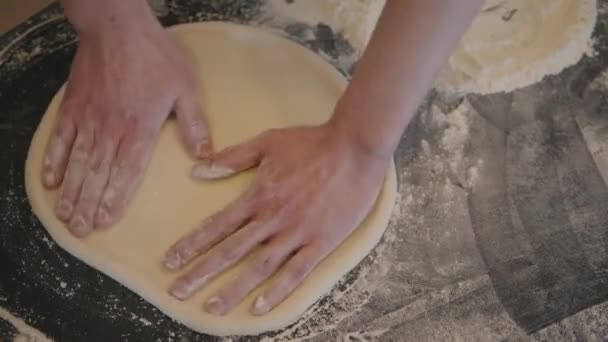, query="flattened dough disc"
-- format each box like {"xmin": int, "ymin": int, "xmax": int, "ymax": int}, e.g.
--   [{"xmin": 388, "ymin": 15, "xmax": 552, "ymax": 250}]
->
[{"xmin": 25, "ymin": 22, "xmax": 397, "ymax": 336}]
